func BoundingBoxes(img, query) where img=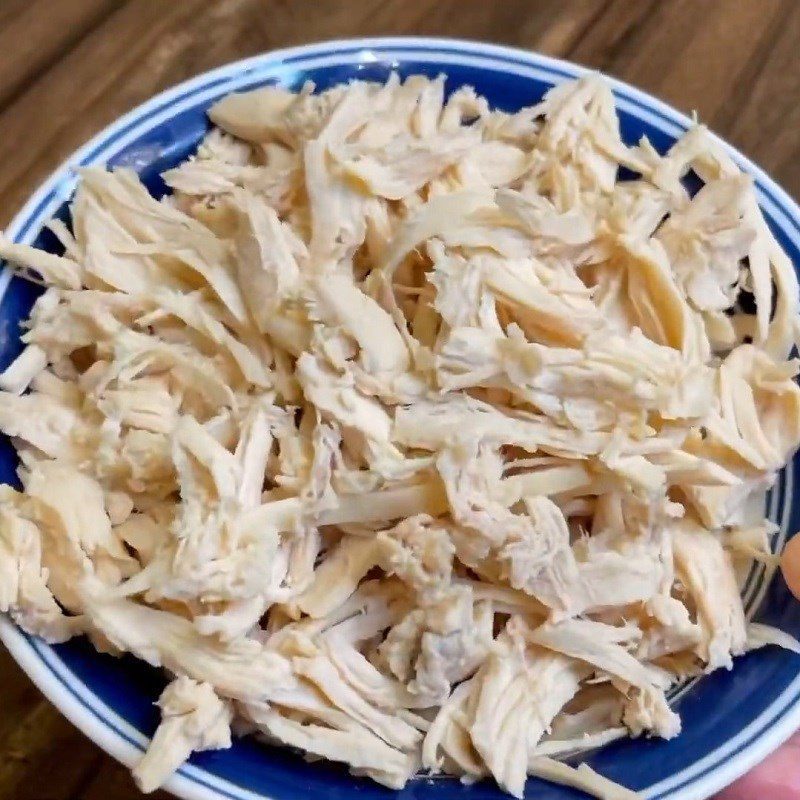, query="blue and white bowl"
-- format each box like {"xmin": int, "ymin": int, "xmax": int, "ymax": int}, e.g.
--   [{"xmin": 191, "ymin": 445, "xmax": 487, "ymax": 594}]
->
[{"xmin": 1, "ymin": 36, "xmax": 800, "ymax": 800}]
